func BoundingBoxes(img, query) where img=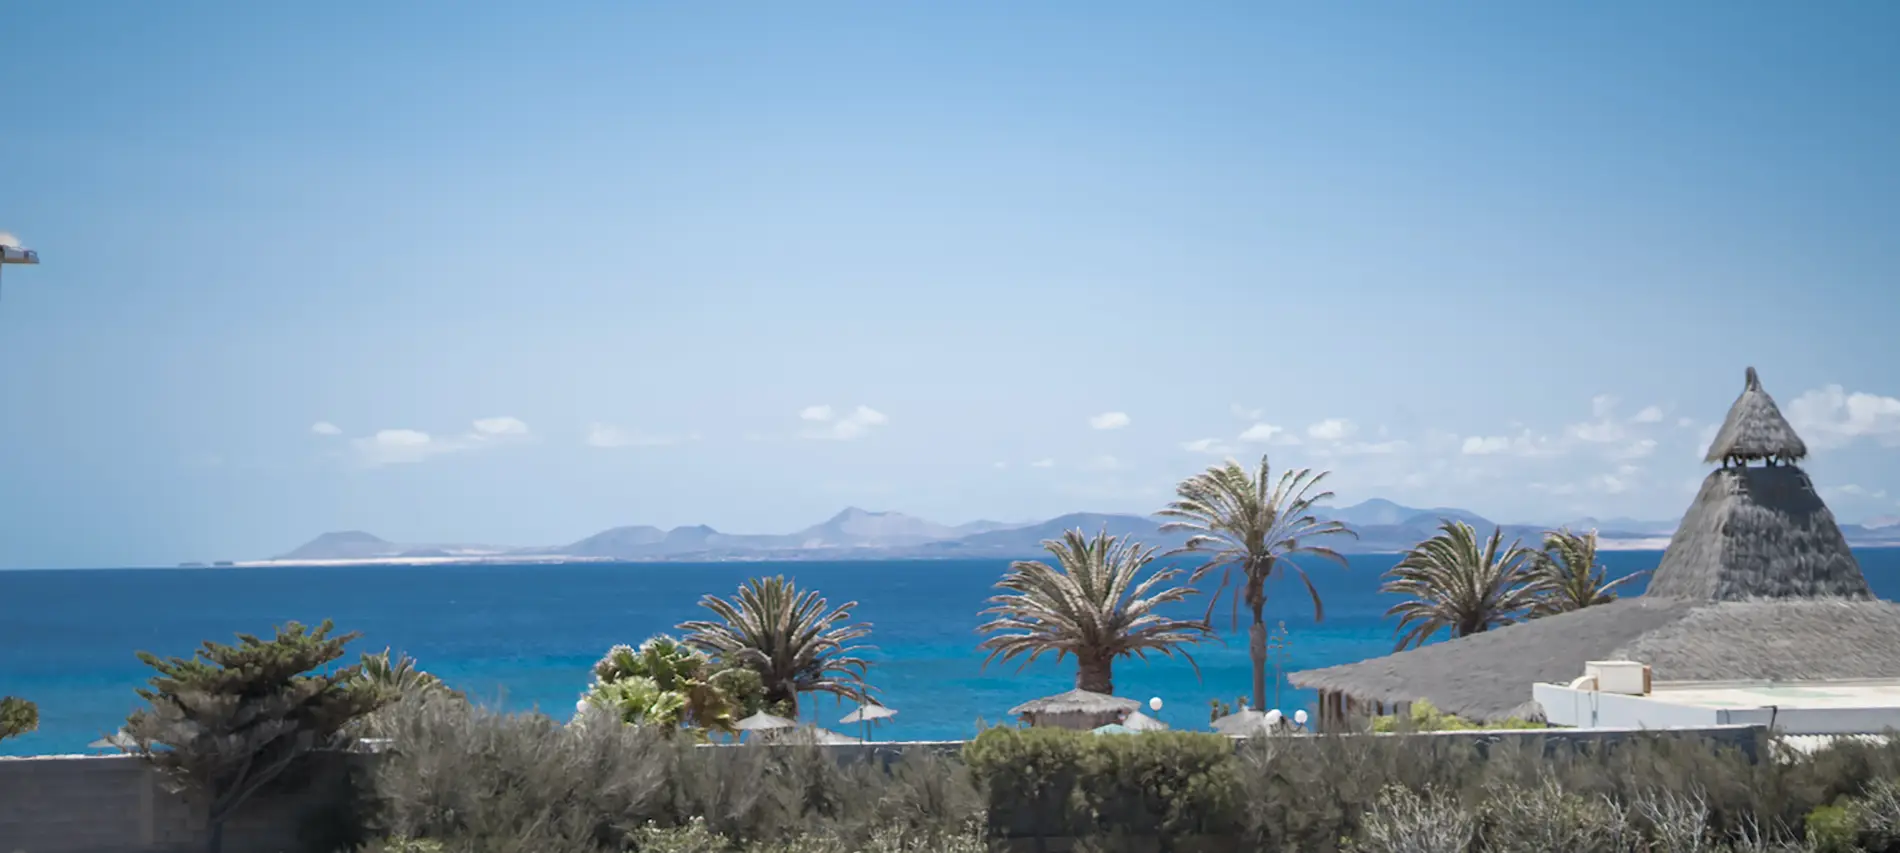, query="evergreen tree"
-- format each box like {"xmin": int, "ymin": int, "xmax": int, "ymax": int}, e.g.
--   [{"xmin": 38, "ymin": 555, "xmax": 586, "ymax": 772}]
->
[{"xmin": 124, "ymin": 620, "xmax": 391, "ymax": 853}]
